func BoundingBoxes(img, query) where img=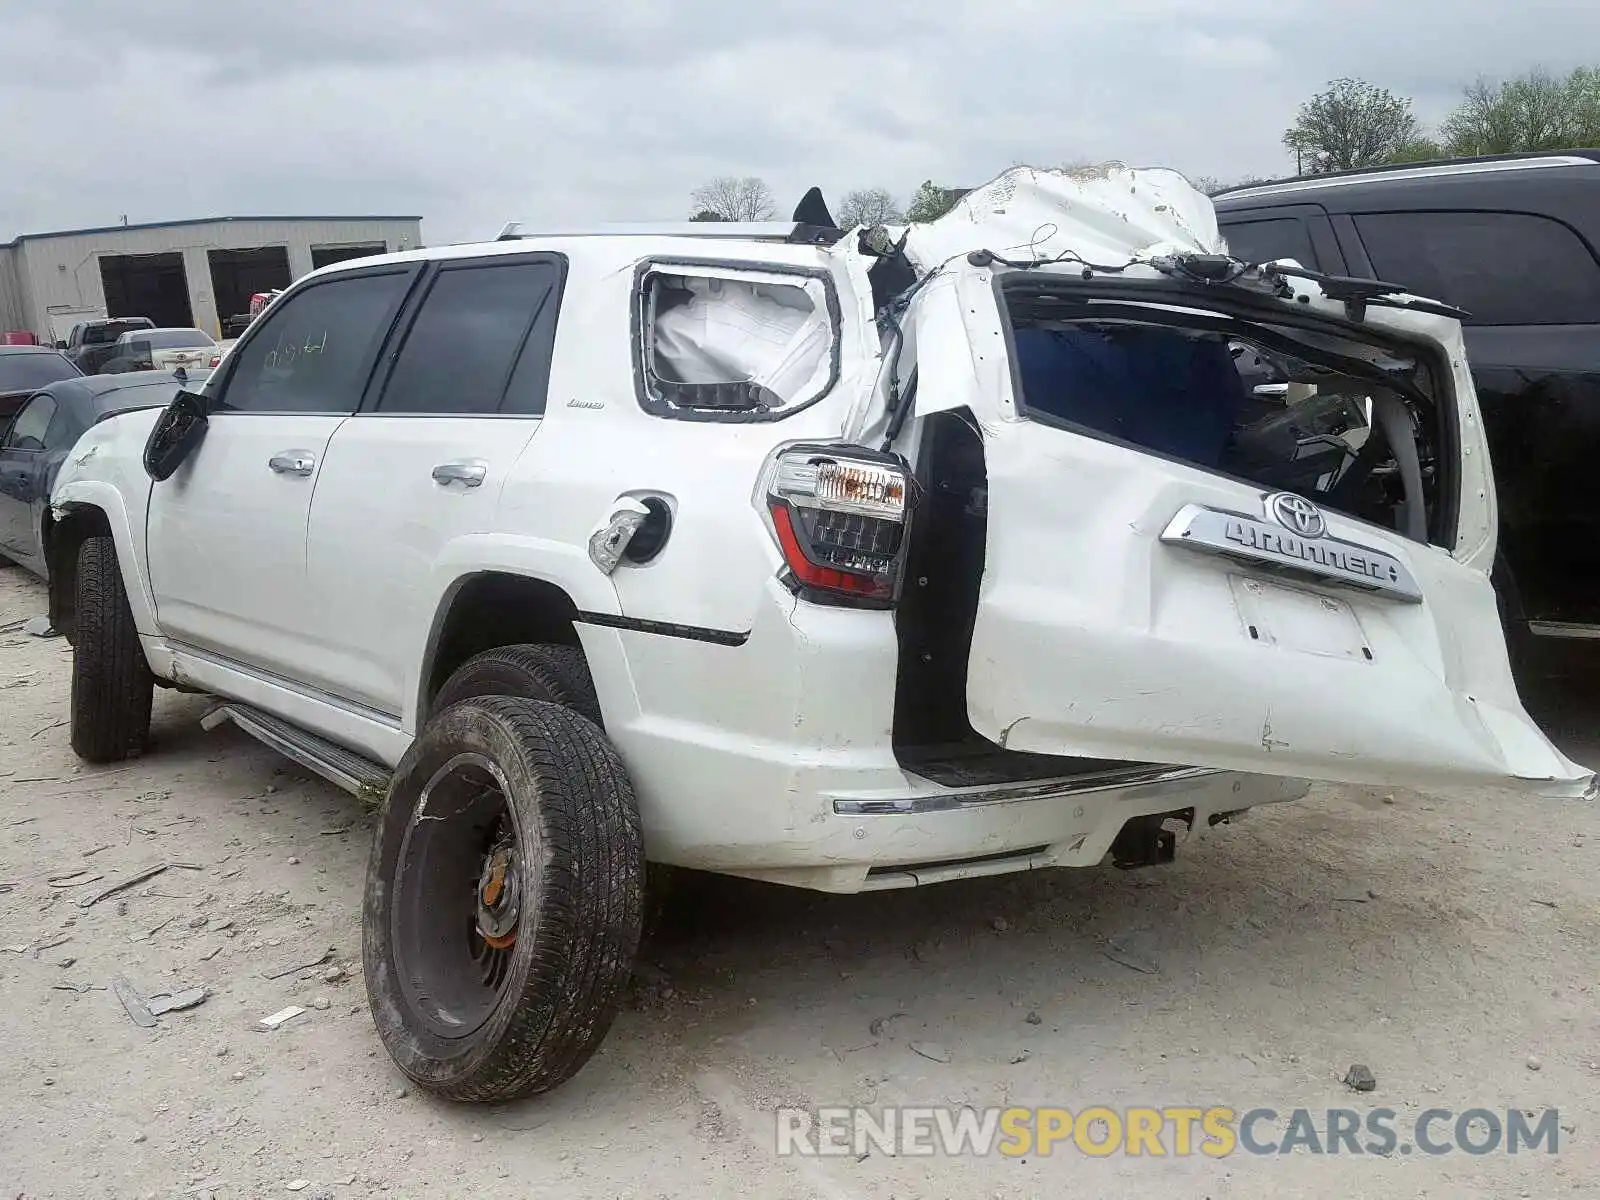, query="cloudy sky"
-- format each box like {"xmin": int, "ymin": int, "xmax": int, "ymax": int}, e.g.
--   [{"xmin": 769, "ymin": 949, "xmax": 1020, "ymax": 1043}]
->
[{"xmin": 3, "ymin": 1, "xmax": 1597, "ymax": 245}]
